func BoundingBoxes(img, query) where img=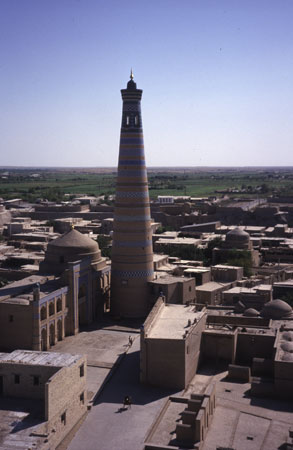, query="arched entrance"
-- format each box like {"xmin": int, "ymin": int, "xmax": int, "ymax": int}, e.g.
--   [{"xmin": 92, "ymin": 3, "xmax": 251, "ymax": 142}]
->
[
  {"xmin": 57, "ymin": 319, "xmax": 63, "ymax": 341},
  {"xmin": 40, "ymin": 306, "xmax": 47, "ymax": 321},
  {"xmin": 49, "ymin": 323, "xmax": 55, "ymax": 347},
  {"xmin": 78, "ymin": 284, "xmax": 87, "ymax": 326},
  {"xmin": 41, "ymin": 327, "xmax": 47, "ymax": 351}
]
